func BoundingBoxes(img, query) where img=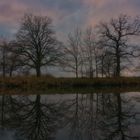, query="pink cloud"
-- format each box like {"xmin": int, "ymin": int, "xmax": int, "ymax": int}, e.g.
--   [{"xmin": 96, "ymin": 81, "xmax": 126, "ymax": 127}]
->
[
  {"xmin": 82, "ymin": 0, "xmax": 111, "ymax": 8},
  {"xmin": 0, "ymin": 0, "xmax": 28, "ymax": 21},
  {"xmin": 82, "ymin": 0, "xmax": 140, "ymax": 27},
  {"xmin": 0, "ymin": 0, "xmax": 140, "ymax": 39},
  {"xmin": 0, "ymin": 0, "xmax": 63, "ymax": 30}
]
